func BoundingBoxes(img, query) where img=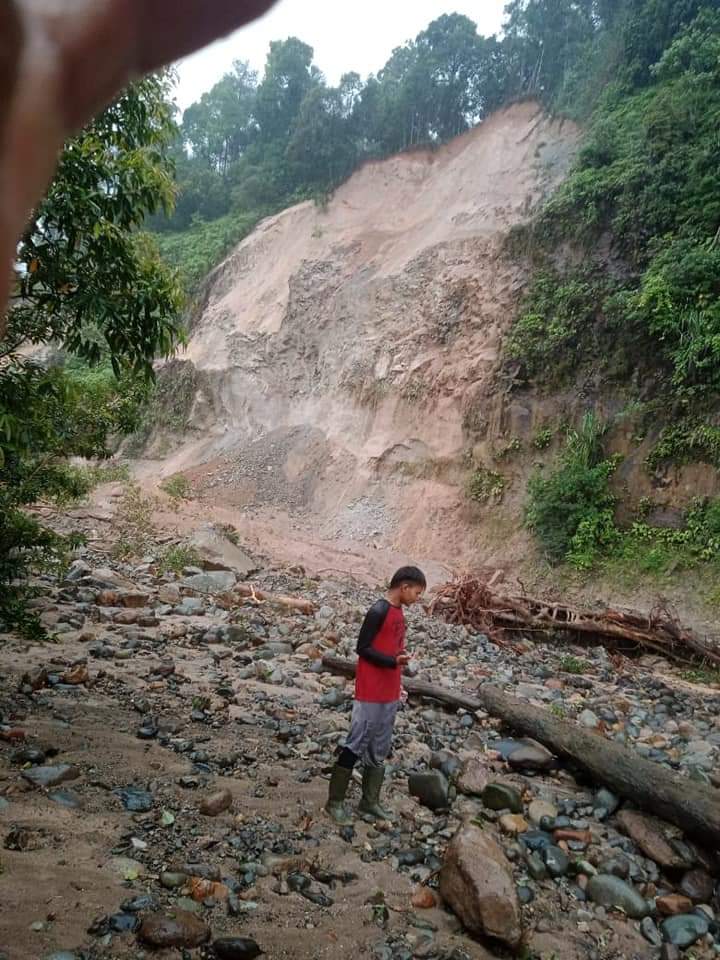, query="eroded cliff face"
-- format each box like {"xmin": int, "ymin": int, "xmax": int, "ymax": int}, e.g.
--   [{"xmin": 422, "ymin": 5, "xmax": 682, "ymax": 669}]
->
[{"xmin": 145, "ymin": 102, "xmax": 581, "ymax": 564}]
